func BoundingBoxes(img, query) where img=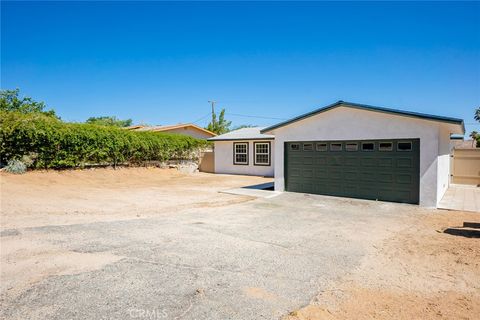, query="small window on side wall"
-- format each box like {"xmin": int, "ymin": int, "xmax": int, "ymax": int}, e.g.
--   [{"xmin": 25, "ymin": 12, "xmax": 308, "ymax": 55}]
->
[
  {"xmin": 345, "ymin": 143, "xmax": 358, "ymax": 151},
  {"xmin": 397, "ymin": 141, "xmax": 412, "ymax": 151},
  {"xmin": 290, "ymin": 143, "xmax": 300, "ymax": 151},
  {"xmin": 316, "ymin": 143, "xmax": 327, "ymax": 151},
  {"xmin": 233, "ymin": 142, "xmax": 248, "ymax": 165},
  {"xmin": 361, "ymin": 142, "xmax": 375, "ymax": 151},
  {"xmin": 254, "ymin": 142, "xmax": 270, "ymax": 166},
  {"xmin": 379, "ymin": 142, "xmax": 393, "ymax": 151},
  {"xmin": 330, "ymin": 143, "xmax": 342, "ymax": 151}
]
